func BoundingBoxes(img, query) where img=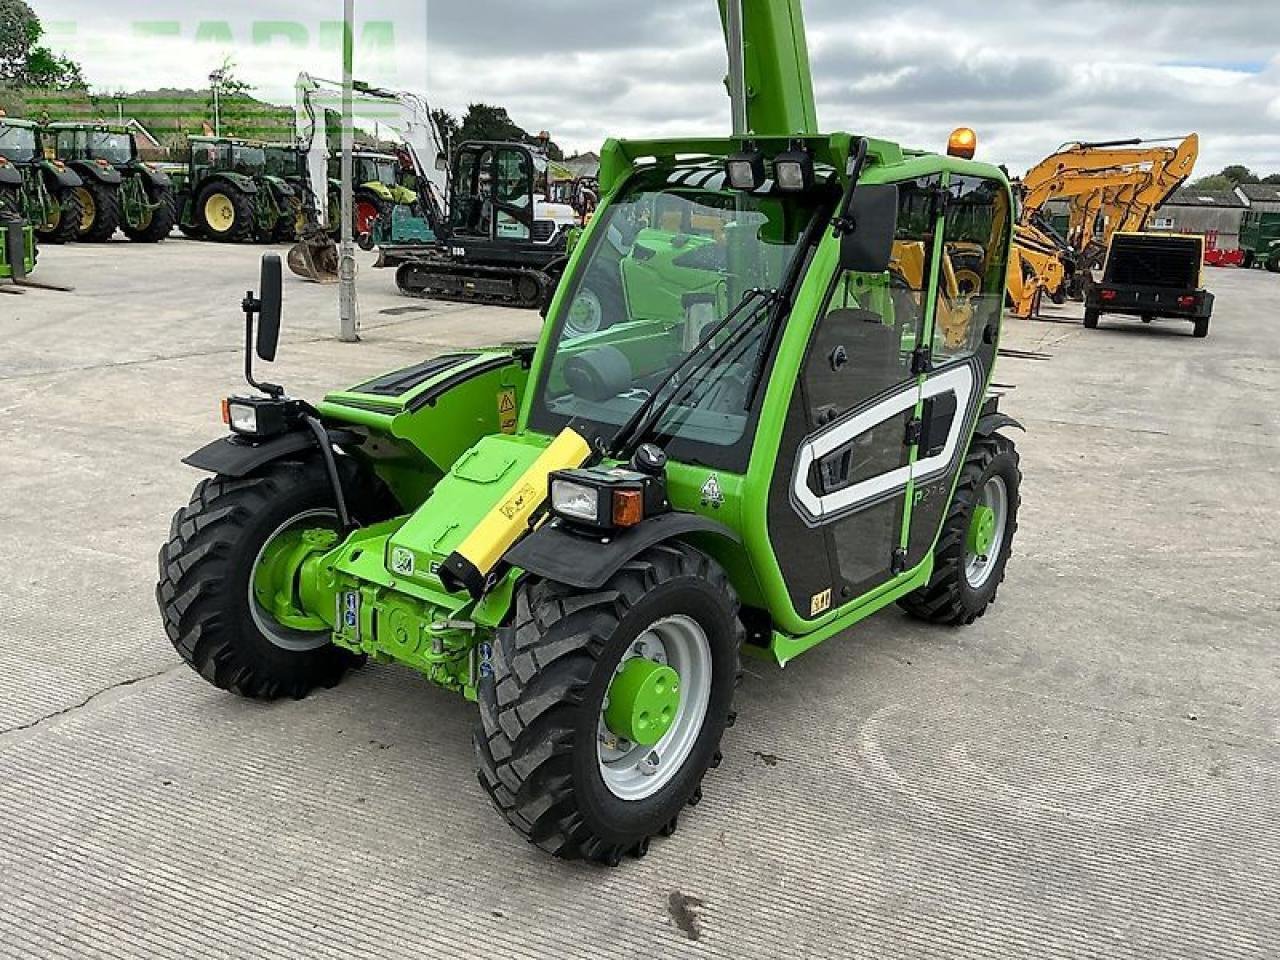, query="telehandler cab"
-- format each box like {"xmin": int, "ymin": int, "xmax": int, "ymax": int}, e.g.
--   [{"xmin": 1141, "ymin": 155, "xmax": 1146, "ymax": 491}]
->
[{"xmin": 158, "ymin": 0, "xmax": 1023, "ymax": 864}]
